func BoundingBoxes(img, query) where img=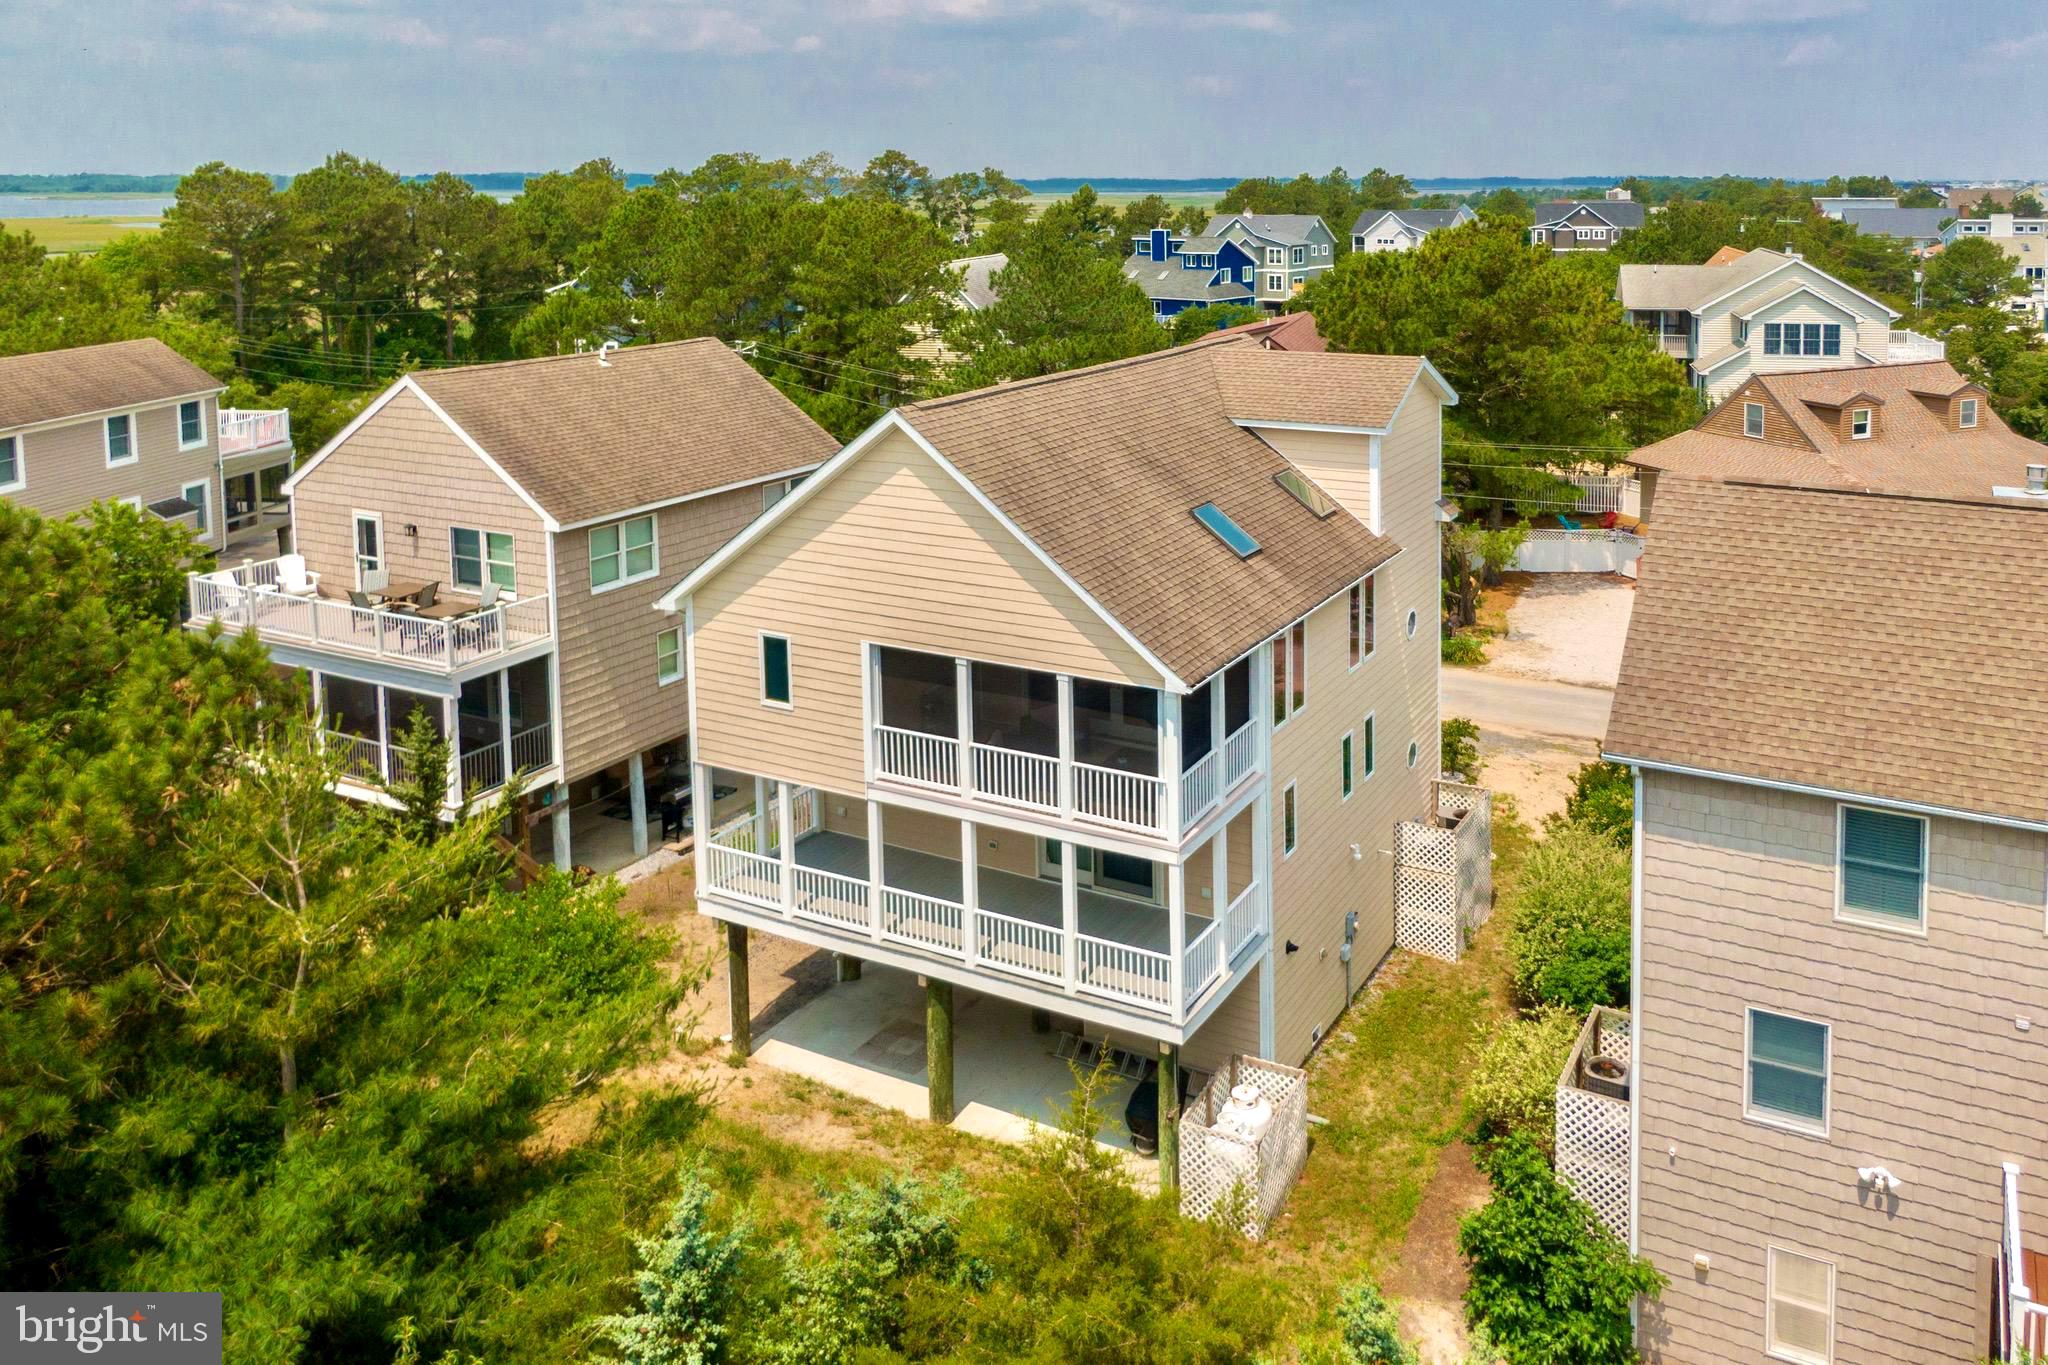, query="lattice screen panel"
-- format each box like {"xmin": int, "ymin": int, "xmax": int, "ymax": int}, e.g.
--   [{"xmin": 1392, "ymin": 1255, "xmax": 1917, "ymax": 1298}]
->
[{"xmin": 1178, "ymin": 1056, "xmax": 1310, "ymax": 1239}]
